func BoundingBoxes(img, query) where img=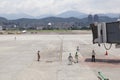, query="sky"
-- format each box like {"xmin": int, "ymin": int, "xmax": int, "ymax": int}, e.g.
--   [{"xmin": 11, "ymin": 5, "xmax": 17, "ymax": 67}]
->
[{"xmin": 0, "ymin": 0, "xmax": 120, "ymax": 16}]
